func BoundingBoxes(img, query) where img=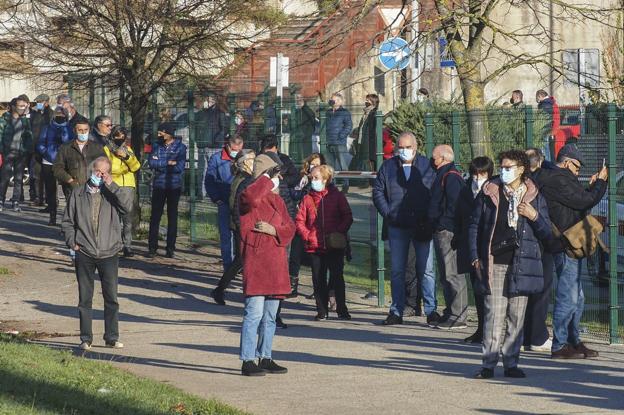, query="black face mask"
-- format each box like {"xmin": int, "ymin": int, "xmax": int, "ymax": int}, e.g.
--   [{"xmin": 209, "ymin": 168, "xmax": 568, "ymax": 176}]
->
[
  {"xmin": 114, "ymin": 138, "xmax": 125, "ymax": 146},
  {"xmin": 328, "ymin": 99, "xmax": 336, "ymax": 106},
  {"xmin": 430, "ymin": 157, "xmax": 437, "ymax": 170},
  {"xmin": 364, "ymin": 102, "xmax": 372, "ymax": 107},
  {"xmin": 54, "ymin": 116, "xmax": 67, "ymax": 124}
]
